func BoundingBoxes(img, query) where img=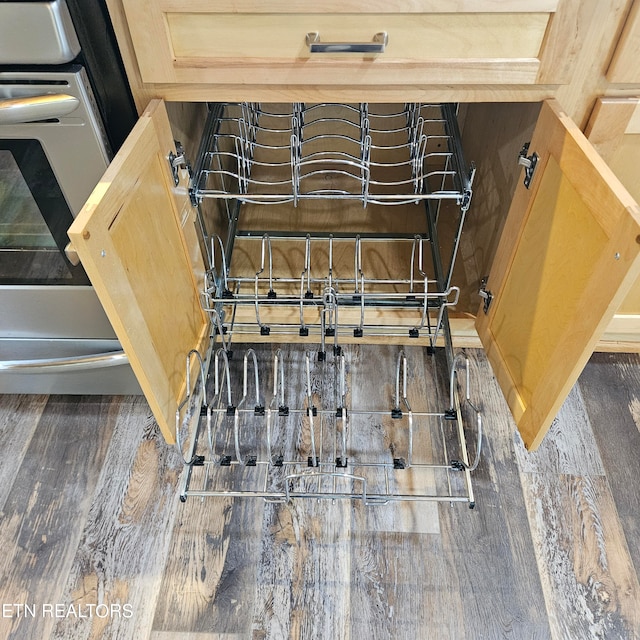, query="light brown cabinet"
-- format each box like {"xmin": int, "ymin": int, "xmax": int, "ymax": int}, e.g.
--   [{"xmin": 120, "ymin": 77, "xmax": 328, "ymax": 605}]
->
[
  {"xmin": 67, "ymin": 0, "xmax": 640, "ymax": 451},
  {"xmin": 119, "ymin": 0, "xmax": 568, "ymax": 88}
]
